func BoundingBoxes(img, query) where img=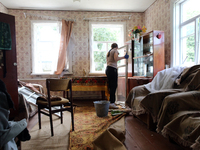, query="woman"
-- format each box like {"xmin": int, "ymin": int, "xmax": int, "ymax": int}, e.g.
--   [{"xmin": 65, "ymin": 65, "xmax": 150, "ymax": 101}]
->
[{"xmin": 106, "ymin": 43, "xmax": 129, "ymax": 109}]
